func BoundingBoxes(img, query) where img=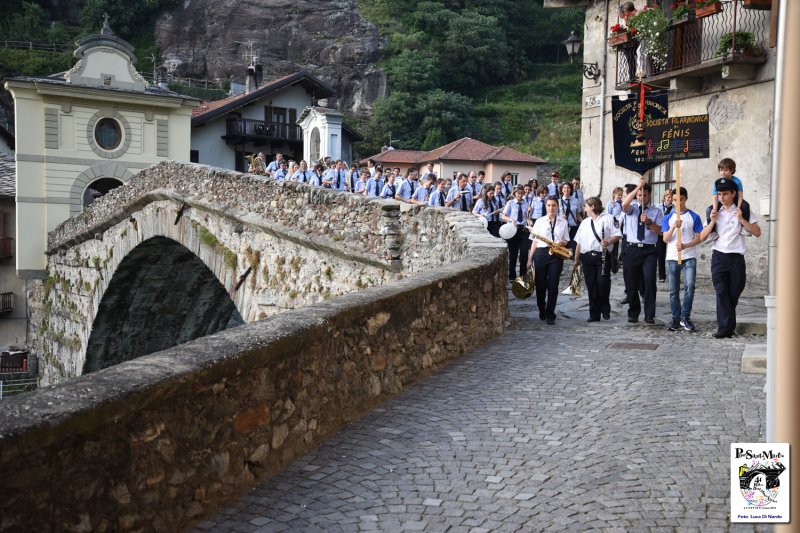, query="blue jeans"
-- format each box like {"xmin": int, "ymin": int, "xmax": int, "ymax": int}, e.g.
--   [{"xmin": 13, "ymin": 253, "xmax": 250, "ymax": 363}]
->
[{"xmin": 667, "ymin": 258, "xmax": 696, "ymax": 320}]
